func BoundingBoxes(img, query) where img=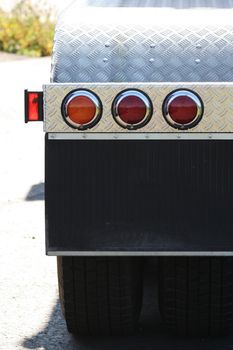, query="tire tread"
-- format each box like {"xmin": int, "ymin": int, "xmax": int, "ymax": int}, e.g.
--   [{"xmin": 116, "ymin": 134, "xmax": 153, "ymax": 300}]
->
[
  {"xmin": 159, "ymin": 257, "xmax": 233, "ymax": 336},
  {"xmin": 57, "ymin": 257, "xmax": 142, "ymax": 335}
]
